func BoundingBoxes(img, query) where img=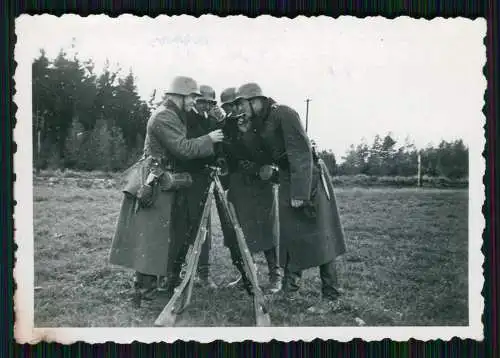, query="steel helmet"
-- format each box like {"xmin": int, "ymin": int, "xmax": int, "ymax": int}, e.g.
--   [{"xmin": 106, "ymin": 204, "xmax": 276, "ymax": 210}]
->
[
  {"xmin": 220, "ymin": 87, "xmax": 237, "ymax": 105},
  {"xmin": 166, "ymin": 76, "xmax": 202, "ymax": 97},
  {"xmin": 199, "ymin": 85, "xmax": 217, "ymax": 103},
  {"xmin": 235, "ymin": 82, "xmax": 266, "ymax": 101}
]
